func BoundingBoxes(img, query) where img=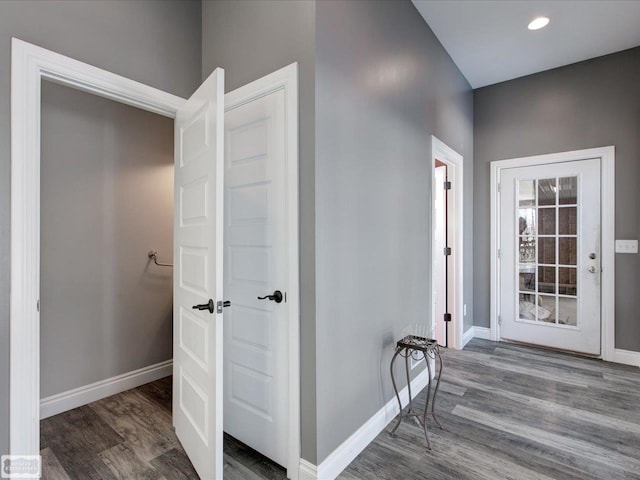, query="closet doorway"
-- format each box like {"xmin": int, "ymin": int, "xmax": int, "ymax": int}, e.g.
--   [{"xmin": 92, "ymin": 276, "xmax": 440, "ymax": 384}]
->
[
  {"xmin": 10, "ymin": 39, "xmax": 300, "ymax": 480},
  {"xmin": 430, "ymin": 136, "xmax": 464, "ymax": 350}
]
